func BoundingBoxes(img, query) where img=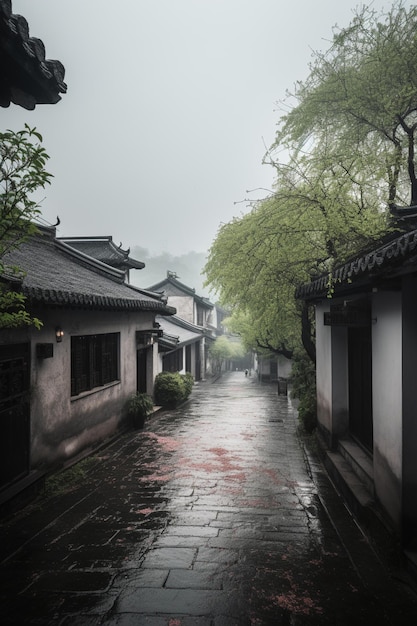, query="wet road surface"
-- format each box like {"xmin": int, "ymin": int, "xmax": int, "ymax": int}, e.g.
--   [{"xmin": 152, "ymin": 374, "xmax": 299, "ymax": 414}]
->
[{"xmin": 1, "ymin": 371, "xmax": 417, "ymax": 625}]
